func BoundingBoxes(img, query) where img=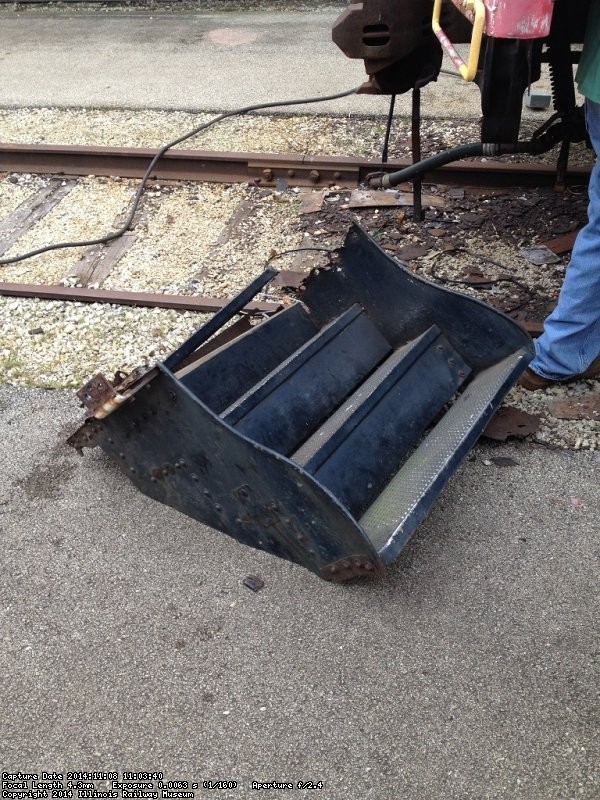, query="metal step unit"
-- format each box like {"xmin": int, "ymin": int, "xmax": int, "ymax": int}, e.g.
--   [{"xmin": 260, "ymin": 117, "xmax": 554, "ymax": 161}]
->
[{"xmin": 69, "ymin": 224, "xmax": 534, "ymax": 582}]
